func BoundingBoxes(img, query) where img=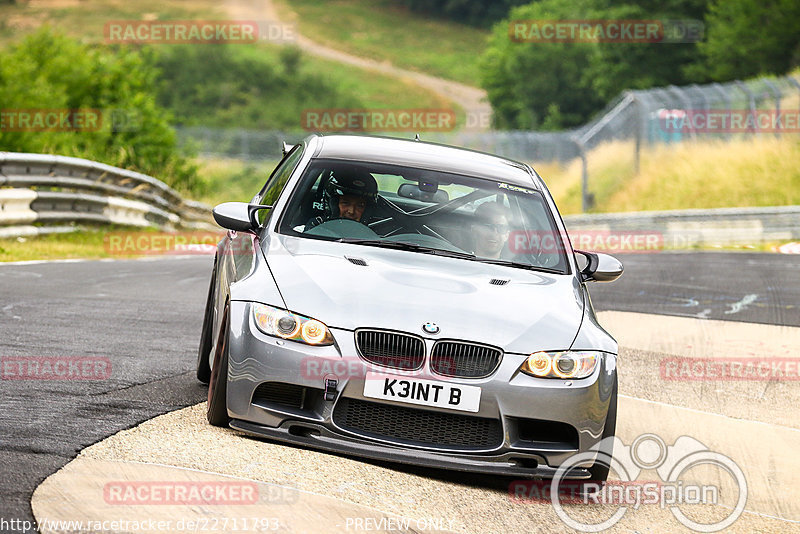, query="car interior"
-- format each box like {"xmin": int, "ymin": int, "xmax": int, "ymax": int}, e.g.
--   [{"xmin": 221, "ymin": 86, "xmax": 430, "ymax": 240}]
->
[{"xmin": 278, "ymin": 160, "xmax": 568, "ymax": 272}]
